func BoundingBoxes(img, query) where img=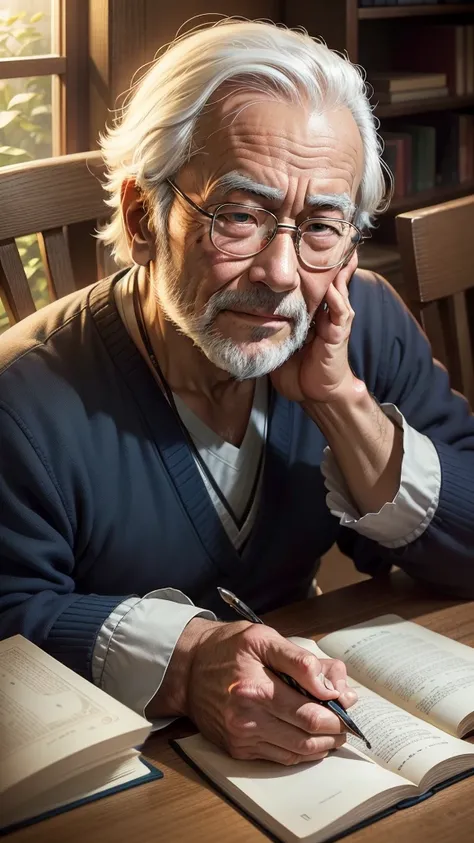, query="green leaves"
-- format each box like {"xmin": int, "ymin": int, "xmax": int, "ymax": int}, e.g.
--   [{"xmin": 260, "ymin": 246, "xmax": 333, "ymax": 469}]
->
[
  {"xmin": 0, "ymin": 110, "xmax": 19, "ymax": 128},
  {"xmin": 31, "ymin": 104, "xmax": 50, "ymax": 117},
  {"xmin": 0, "ymin": 144, "xmax": 30, "ymax": 156},
  {"xmin": 0, "ymin": 9, "xmax": 48, "ymax": 59},
  {"xmin": 8, "ymin": 92, "xmax": 35, "ymax": 109},
  {"xmin": 0, "ymin": 9, "xmax": 53, "ymax": 330}
]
